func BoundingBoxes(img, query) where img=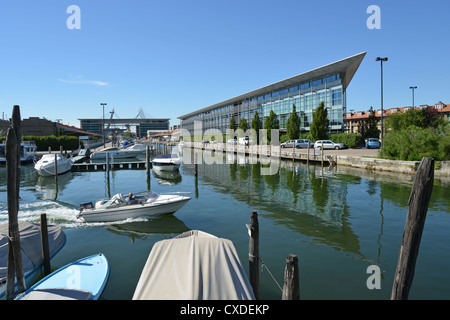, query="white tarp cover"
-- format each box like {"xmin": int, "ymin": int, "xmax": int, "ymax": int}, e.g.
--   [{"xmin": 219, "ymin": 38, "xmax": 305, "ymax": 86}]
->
[
  {"xmin": 0, "ymin": 221, "xmax": 66, "ymax": 283},
  {"xmin": 133, "ymin": 230, "xmax": 255, "ymax": 300}
]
